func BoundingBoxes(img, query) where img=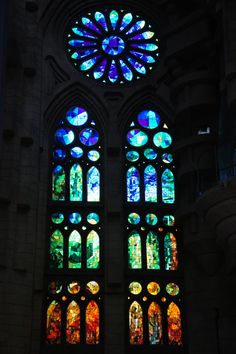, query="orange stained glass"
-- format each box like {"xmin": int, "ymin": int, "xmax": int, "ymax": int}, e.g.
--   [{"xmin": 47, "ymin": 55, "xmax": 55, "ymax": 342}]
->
[
  {"xmin": 47, "ymin": 301, "xmax": 61, "ymax": 344},
  {"xmin": 129, "ymin": 301, "xmax": 144, "ymax": 345},
  {"xmin": 86, "ymin": 301, "xmax": 100, "ymax": 344},
  {"xmin": 167, "ymin": 302, "xmax": 182, "ymax": 345},
  {"xmin": 148, "ymin": 302, "xmax": 163, "ymax": 344},
  {"xmin": 66, "ymin": 301, "xmax": 80, "ymax": 344}
]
